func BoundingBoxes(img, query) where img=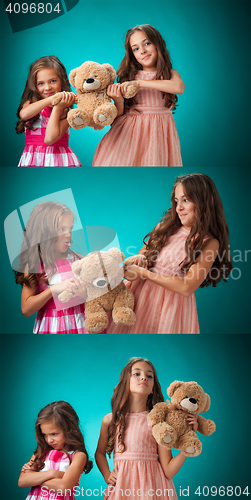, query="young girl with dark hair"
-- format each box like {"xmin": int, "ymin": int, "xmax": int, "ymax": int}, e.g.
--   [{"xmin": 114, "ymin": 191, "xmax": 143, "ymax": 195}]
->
[
  {"xmin": 16, "ymin": 56, "xmax": 81, "ymax": 167},
  {"xmin": 18, "ymin": 401, "xmax": 92, "ymax": 499},
  {"xmin": 93, "ymin": 24, "xmax": 184, "ymax": 167},
  {"xmin": 15, "ymin": 201, "xmax": 92, "ymax": 334},
  {"xmin": 108, "ymin": 174, "xmax": 233, "ymax": 334},
  {"xmin": 95, "ymin": 358, "xmax": 197, "ymax": 500}
]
